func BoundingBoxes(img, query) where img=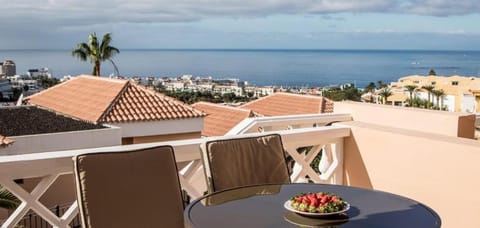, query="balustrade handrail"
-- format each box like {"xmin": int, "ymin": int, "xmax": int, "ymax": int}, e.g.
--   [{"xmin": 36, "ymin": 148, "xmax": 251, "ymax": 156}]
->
[
  {"xmin": 0, "ymin": 125, "xmax": 351, "ymax": 228},
  {"xmin": 227, "ymin": 113, "xmax": 352, "ymax": 135},
  {"xmin": 0, "ymin": 125, "xmax": 349, "ymax": 165}
]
